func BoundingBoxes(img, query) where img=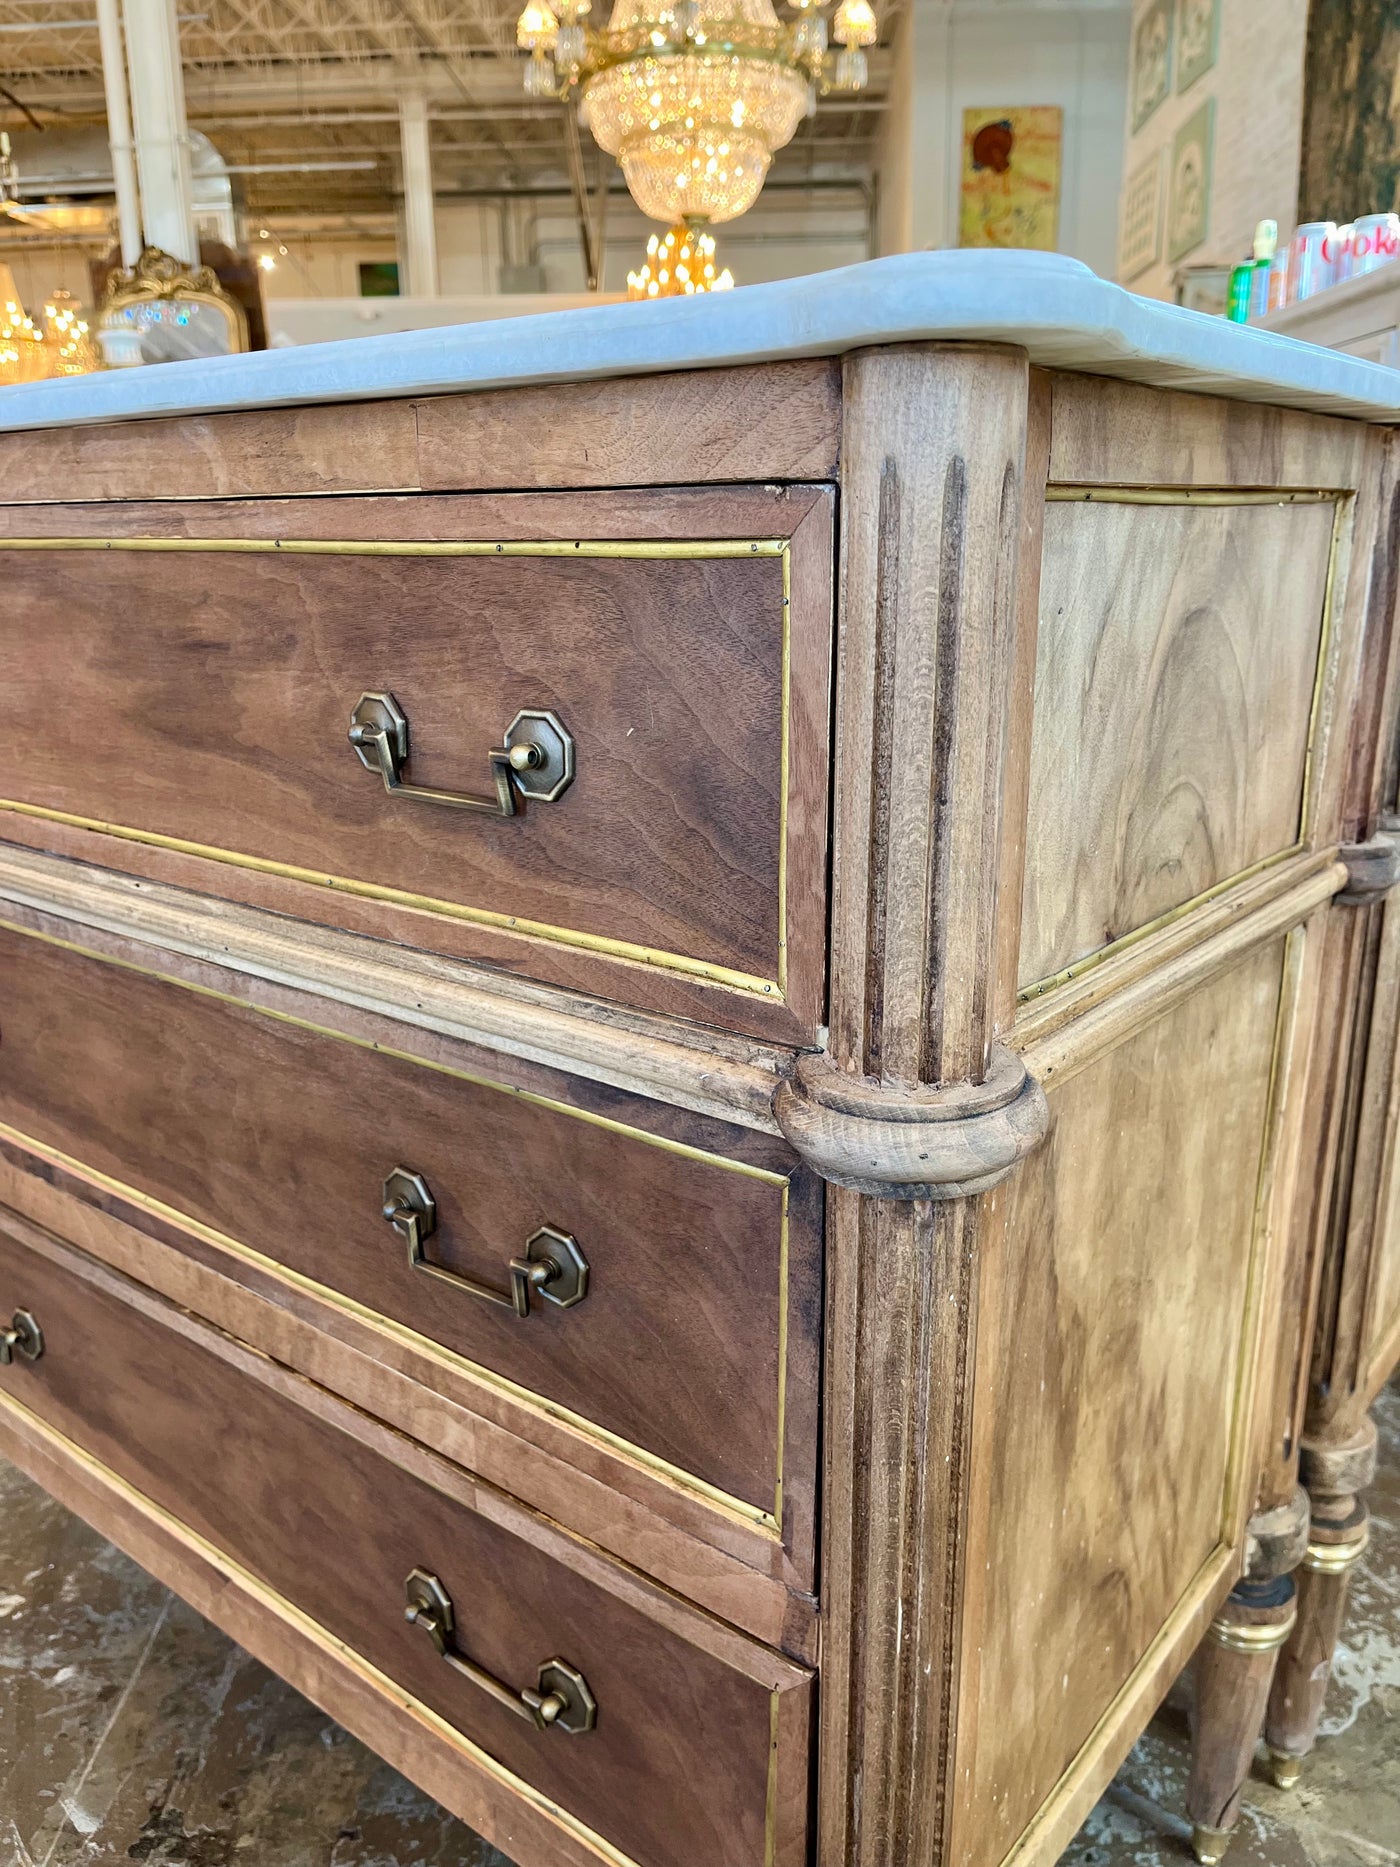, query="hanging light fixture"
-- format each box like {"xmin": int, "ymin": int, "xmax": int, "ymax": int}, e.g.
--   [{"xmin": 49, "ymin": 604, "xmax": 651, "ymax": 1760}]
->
[
  {"xmin": 627, "ymin": 221, "xmax": 735, "ymax": 297},
  {"xmin": 517, "ymin": 0, "xmax": 874, "ymax": 232}
]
